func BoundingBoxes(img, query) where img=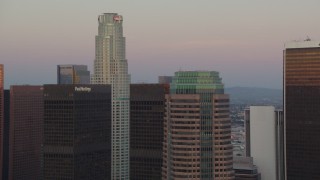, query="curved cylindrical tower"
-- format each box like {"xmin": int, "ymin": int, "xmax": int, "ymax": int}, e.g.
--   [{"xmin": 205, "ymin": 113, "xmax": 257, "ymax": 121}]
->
[{"xmin": 92, "ymin": 13, "xmax": 131, "ymax": 179}]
